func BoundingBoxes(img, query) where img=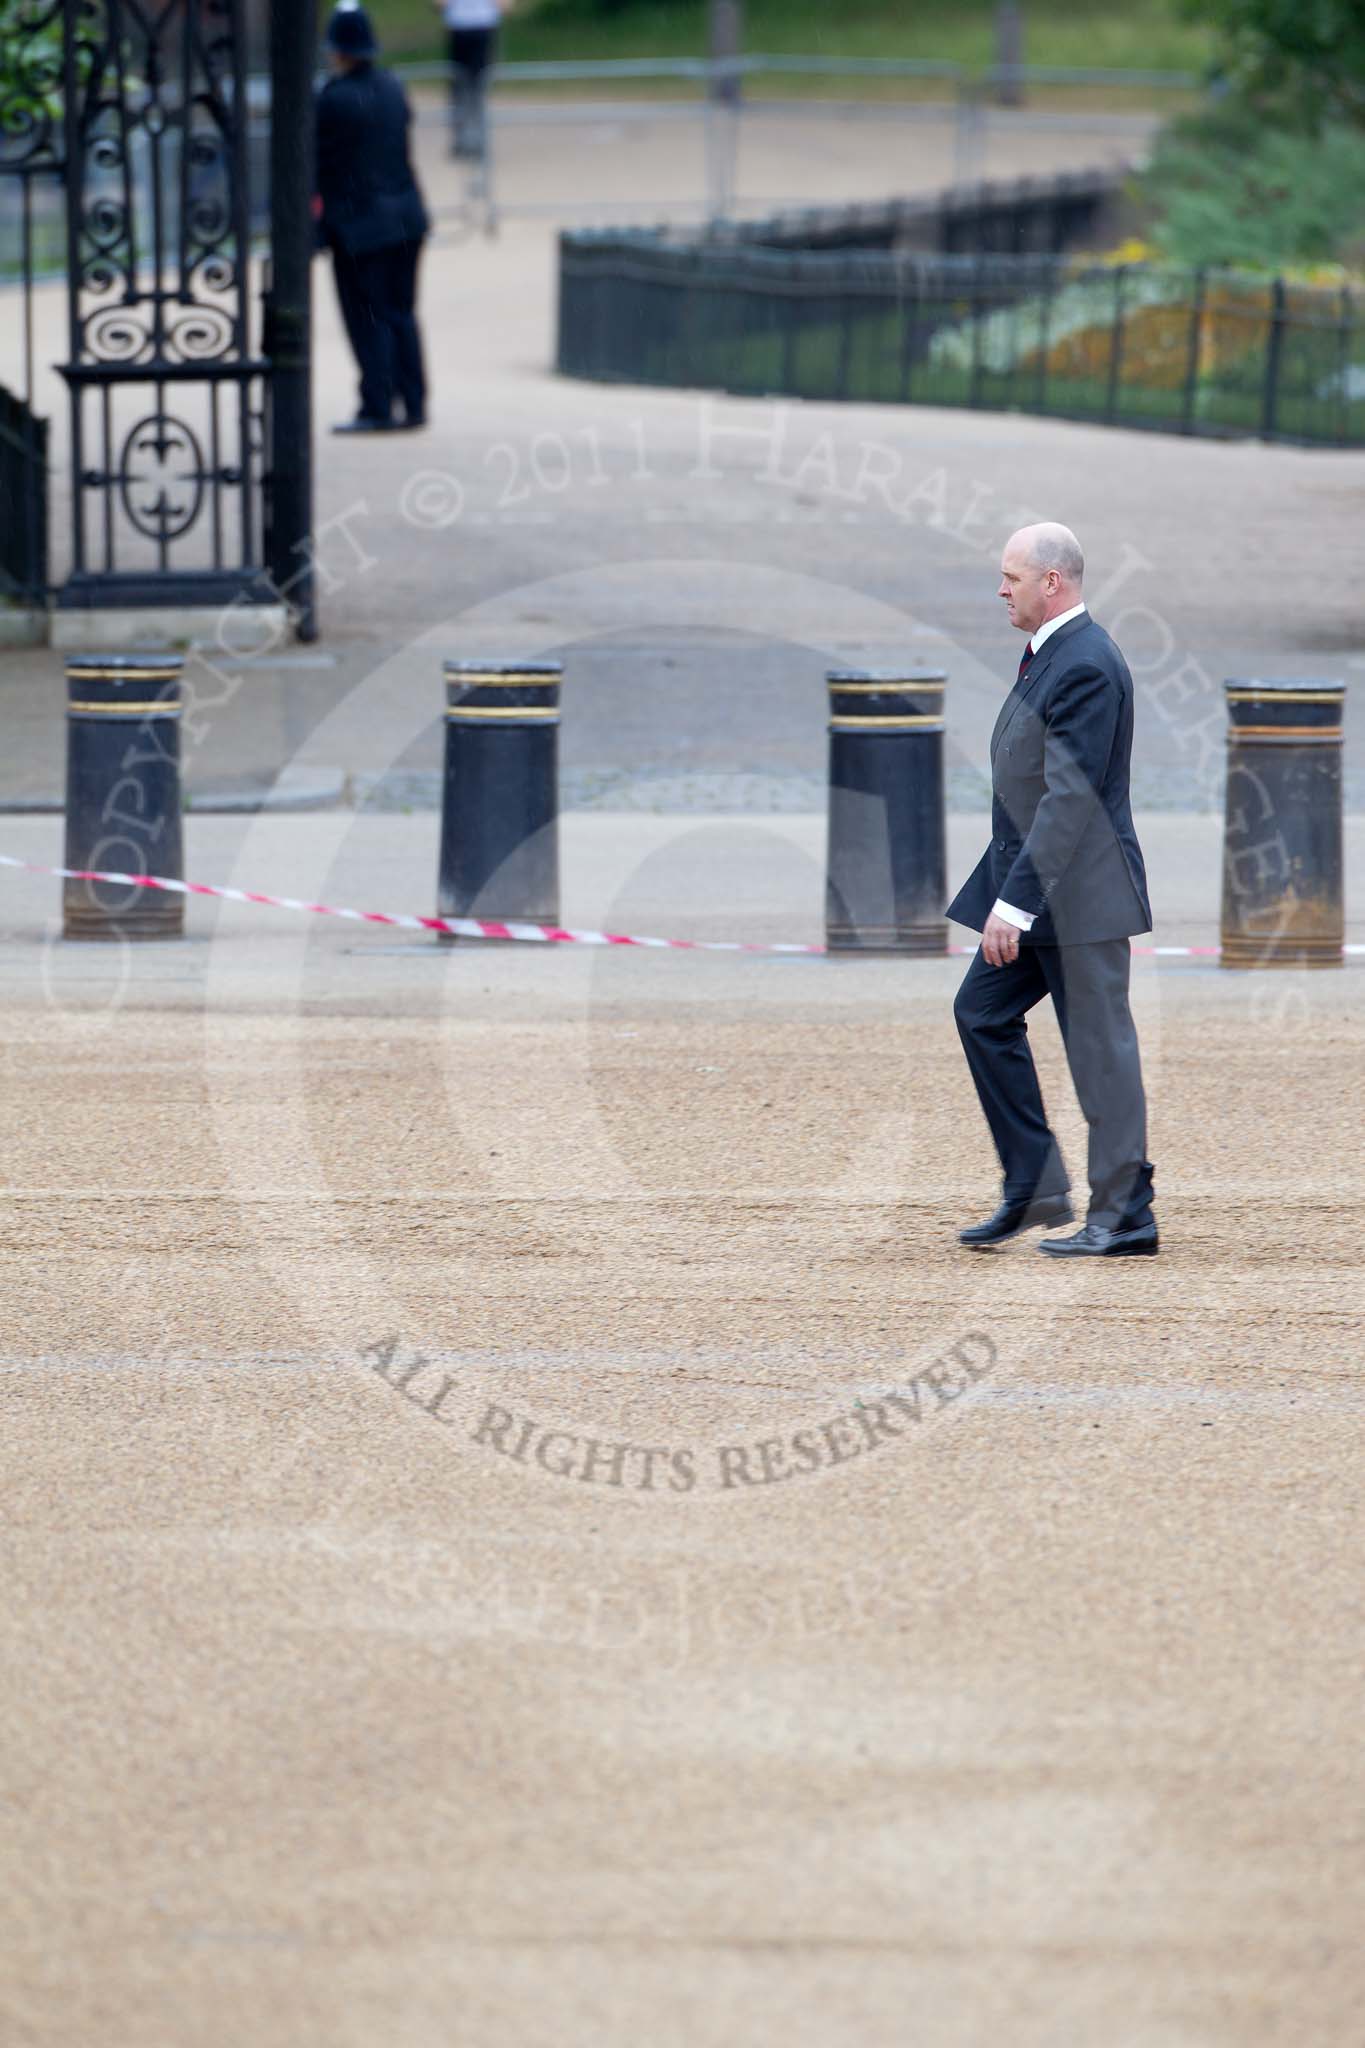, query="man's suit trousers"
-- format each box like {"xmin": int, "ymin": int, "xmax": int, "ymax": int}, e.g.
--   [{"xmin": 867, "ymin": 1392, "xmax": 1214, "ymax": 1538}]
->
[
  {"xmin": 332, "ymin": 239, "xmax": 426, "ymax": 425},
  {"xmin": 953, "ymin": 939, "xmax": 1154, "ymax": 1230}
]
